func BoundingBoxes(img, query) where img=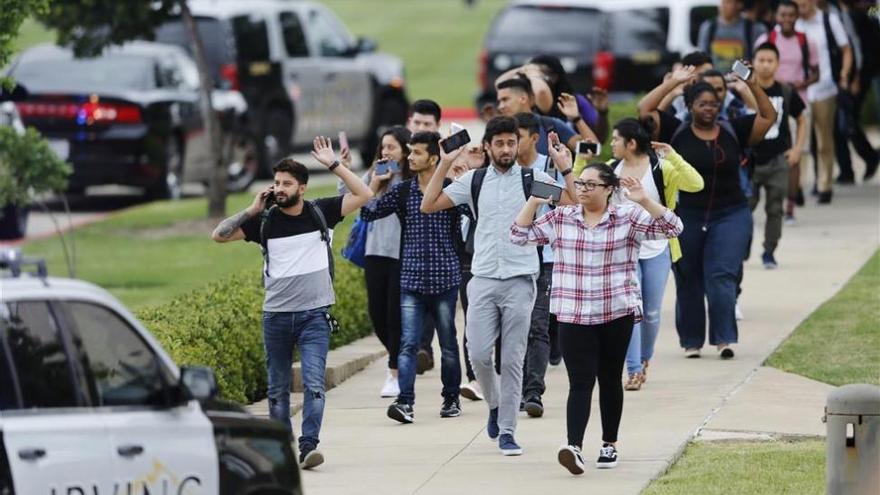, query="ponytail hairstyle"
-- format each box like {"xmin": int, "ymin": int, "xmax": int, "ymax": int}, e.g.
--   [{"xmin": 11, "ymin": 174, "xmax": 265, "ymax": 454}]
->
[
  {"xmin": 583, "ymin": 161, "xmax": 620, "ymax": 204},
  {"xmin": 612, "ymin": 117, "xmax": 656, "ymax": 156}
]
